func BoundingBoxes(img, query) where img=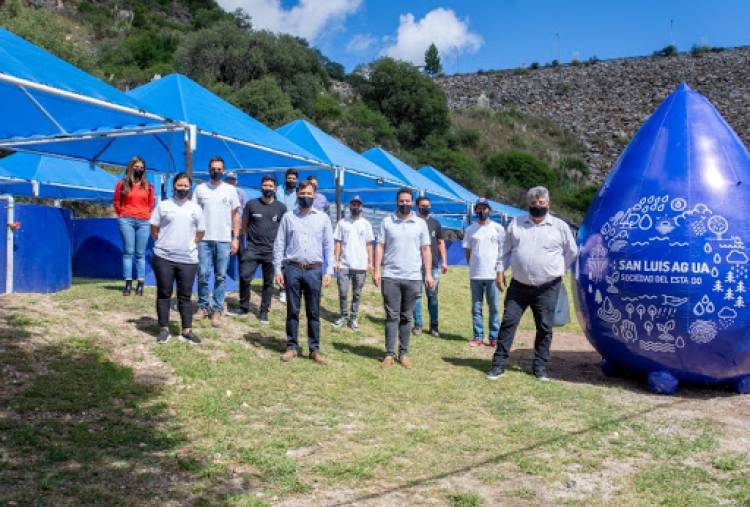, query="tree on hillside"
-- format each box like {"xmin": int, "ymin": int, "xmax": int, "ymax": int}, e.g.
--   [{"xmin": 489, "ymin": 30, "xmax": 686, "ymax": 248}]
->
[
  {"xmin": 350, "ymin": 58, "xmax": 450, "ymax": 148},
  {"xmin": 231, "ymin": 76, "xmax": 297, "ymax": 127},
  {"xmin": 424, "ymin": 43, "xmax": 442, "ymax": 76}
]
